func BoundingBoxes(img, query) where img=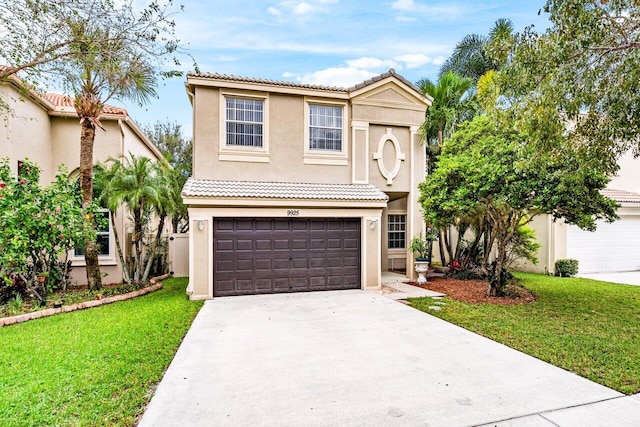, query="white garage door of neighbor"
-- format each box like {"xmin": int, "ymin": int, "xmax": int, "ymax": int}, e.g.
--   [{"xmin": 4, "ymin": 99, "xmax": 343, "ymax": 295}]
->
[{"xmin": 566, "ymin": 217, "xmax": 640, "ymax": 273}]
